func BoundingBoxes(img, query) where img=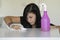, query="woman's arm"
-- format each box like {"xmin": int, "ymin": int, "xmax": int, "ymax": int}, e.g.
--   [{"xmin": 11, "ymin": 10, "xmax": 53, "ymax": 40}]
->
[
  {"xmin": 11, "ymin": 16, "xmax": 20, "ymax": 23},
  {"xmin": 4, "ymin": 16, "xmax": 21, "ymax": 26},
  {"xmin": 4, "ymin": 16, "xmax": 12, "ymax": 26}
]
